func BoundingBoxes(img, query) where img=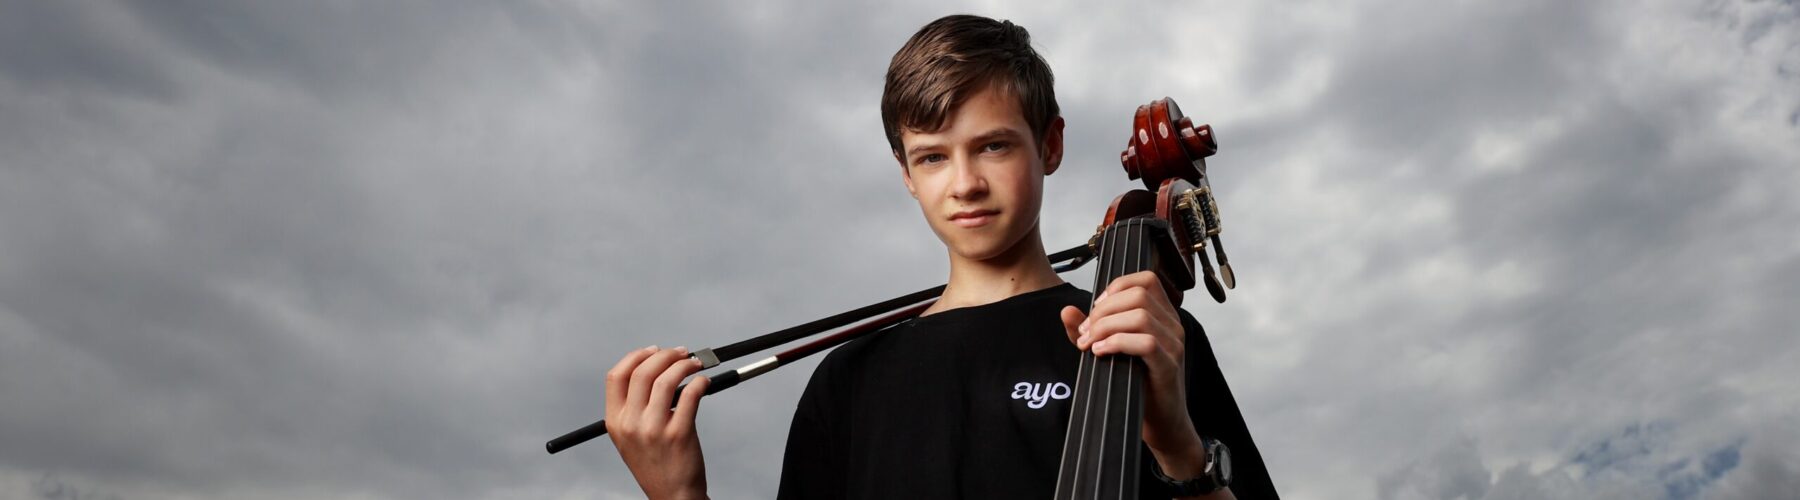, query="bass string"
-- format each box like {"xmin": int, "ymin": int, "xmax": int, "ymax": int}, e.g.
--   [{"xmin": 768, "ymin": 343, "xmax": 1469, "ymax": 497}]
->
[
  {"xmin": 1100, "ymin": 219, "xmax": 1144, "ymax": 500},
  {"xmin": 1077, "ymin": 218, "xmax": 1150, "ymax": 500},
  {"xmin": 1093, "ymin": 221, "xmax": 1121, "ymax": 500},
  {"xmin": 1058, "ymin": 217, "xmax": 1116, "ymax": 499},
  {"xmin": 1089, "ymin": 219, "xmax": 1115, "ymax": 496},
  {"xmin": 1110, "ymin": 219, "xmax": 1149, "ymax": 499},
  {"xmin": 1113, "ymin": 219, "xmax": 1143, "ymax": 499}
]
